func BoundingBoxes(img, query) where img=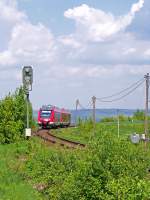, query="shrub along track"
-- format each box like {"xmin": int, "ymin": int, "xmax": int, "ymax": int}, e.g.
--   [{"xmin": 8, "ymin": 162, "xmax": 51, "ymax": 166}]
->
[{"xmin": 33, "ymin": 129, "xmax": 85, "ymax": 149}]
